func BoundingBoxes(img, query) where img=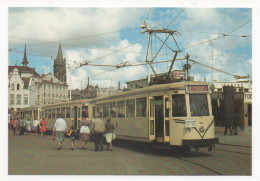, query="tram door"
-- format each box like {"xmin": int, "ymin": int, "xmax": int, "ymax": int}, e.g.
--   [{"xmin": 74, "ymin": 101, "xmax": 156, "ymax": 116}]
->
[{"xmin": 149, "ymin": 97, "xmax": 155, "ymax": 140}]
